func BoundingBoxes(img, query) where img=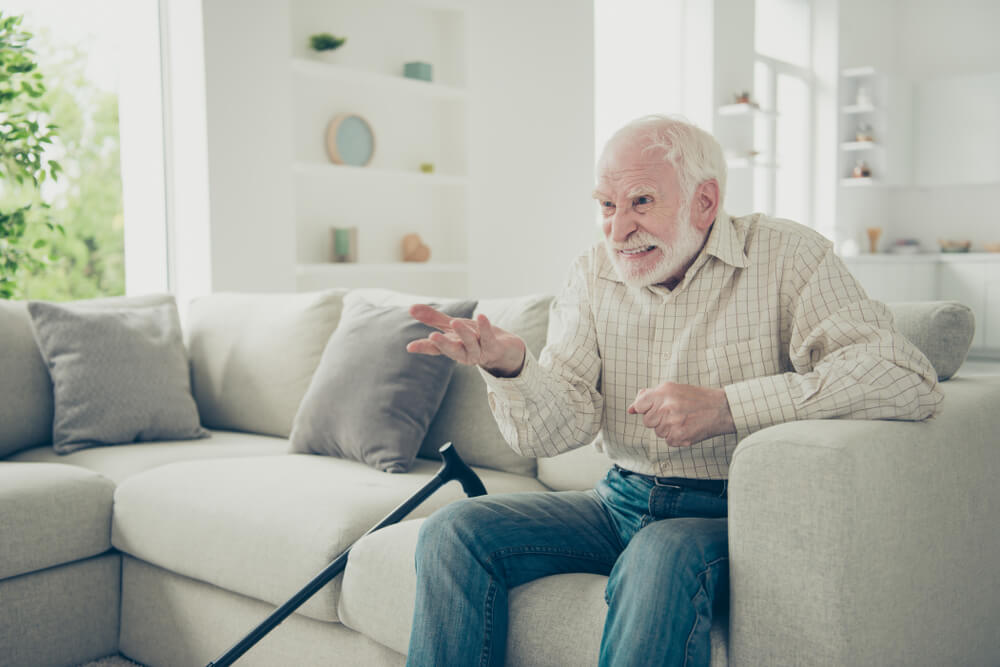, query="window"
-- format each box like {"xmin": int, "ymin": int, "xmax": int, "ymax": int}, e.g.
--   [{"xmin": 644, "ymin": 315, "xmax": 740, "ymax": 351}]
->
[
  {"xmin": 753, "ymin": 0, "xmax": 814, "ymax": 225},
  {"xmin": 0, "ymin": 0, "xmax": 166, "ymax": 300}
]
